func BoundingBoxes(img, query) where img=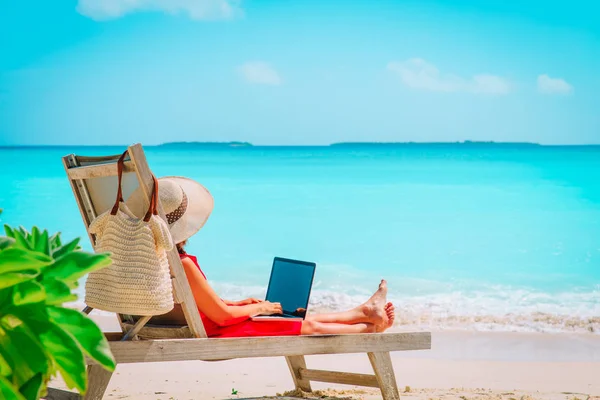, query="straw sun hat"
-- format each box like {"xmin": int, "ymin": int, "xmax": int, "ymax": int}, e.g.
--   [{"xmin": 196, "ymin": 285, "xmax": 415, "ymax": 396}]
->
[{"xmin": 126, "ymin": 176, "xmax": 214, "ymax": 244}]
